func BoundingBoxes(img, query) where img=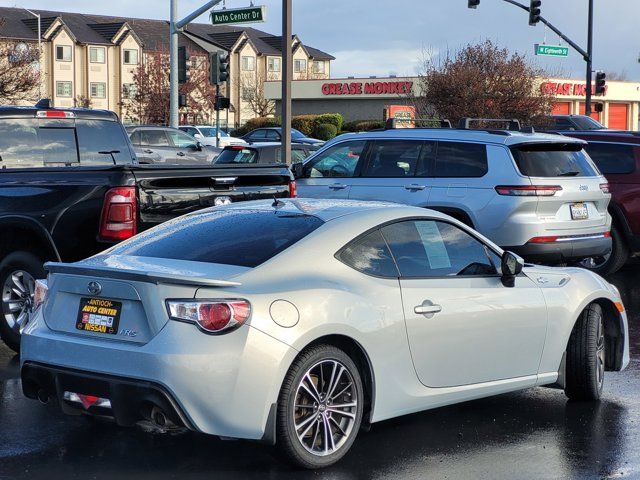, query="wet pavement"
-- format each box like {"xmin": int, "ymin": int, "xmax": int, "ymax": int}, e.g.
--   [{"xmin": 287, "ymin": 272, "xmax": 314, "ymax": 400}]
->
[{"xmin": 1, "ymin": 268, "xmax": 639, "ymax": 479}]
